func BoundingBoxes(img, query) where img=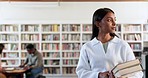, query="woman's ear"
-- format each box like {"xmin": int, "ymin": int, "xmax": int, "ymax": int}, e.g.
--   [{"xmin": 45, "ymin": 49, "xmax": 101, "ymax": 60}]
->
[{"xmin": 95, "ymin": 21, "xmax": 100, "ymax": 28}]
